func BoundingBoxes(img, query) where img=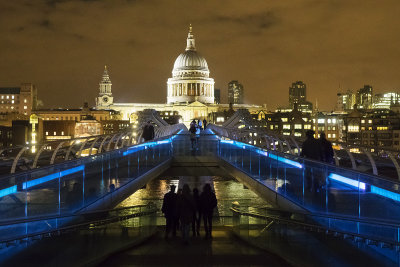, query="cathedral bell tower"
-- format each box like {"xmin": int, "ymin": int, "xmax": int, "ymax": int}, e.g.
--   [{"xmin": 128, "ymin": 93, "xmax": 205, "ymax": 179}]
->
[{"xmin": 96, "ymin": 65, "xmax": 114, "ymax": 108}]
